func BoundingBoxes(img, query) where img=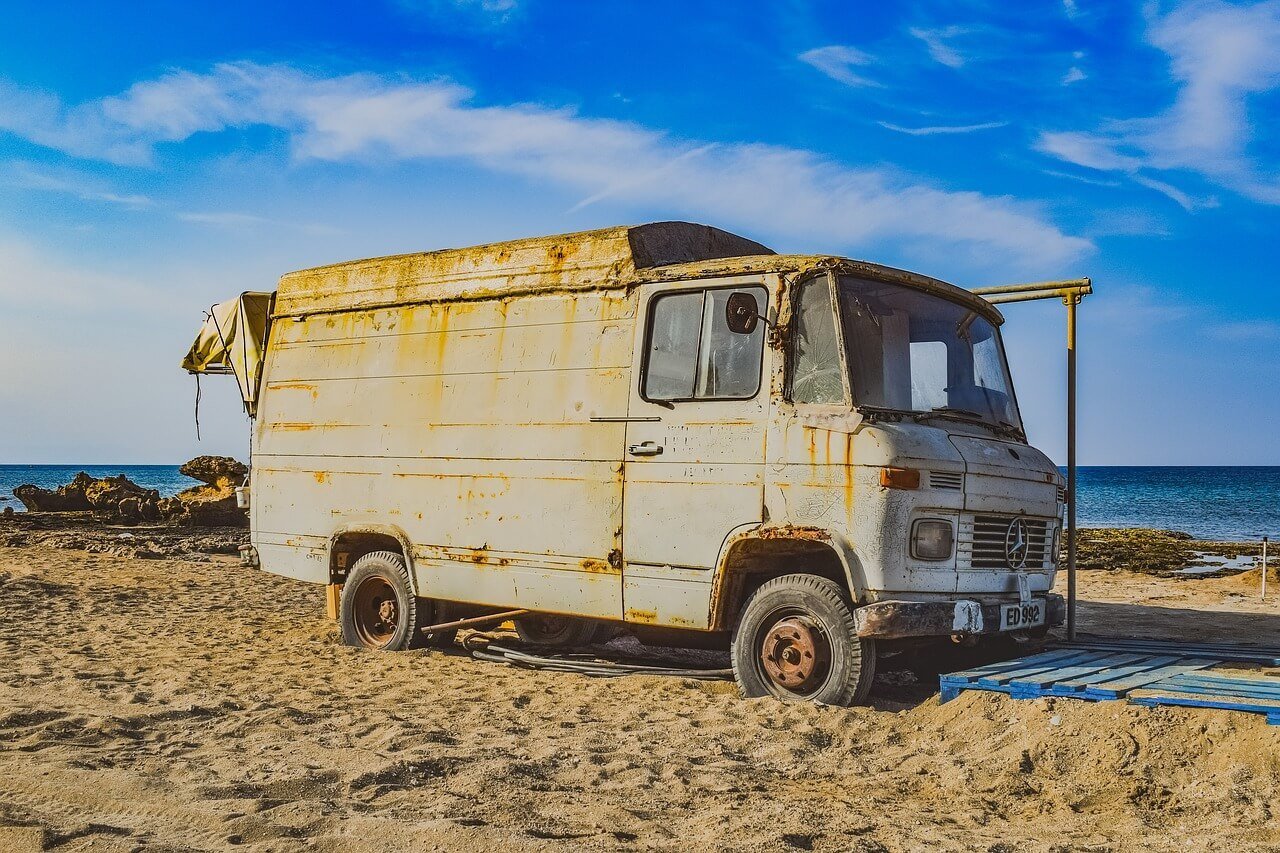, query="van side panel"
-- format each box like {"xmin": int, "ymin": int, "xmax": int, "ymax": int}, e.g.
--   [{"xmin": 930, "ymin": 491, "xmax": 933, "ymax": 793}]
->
[{"xmin": 251, "ymin": 291, "xmax": 635, "ymax": 618}]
